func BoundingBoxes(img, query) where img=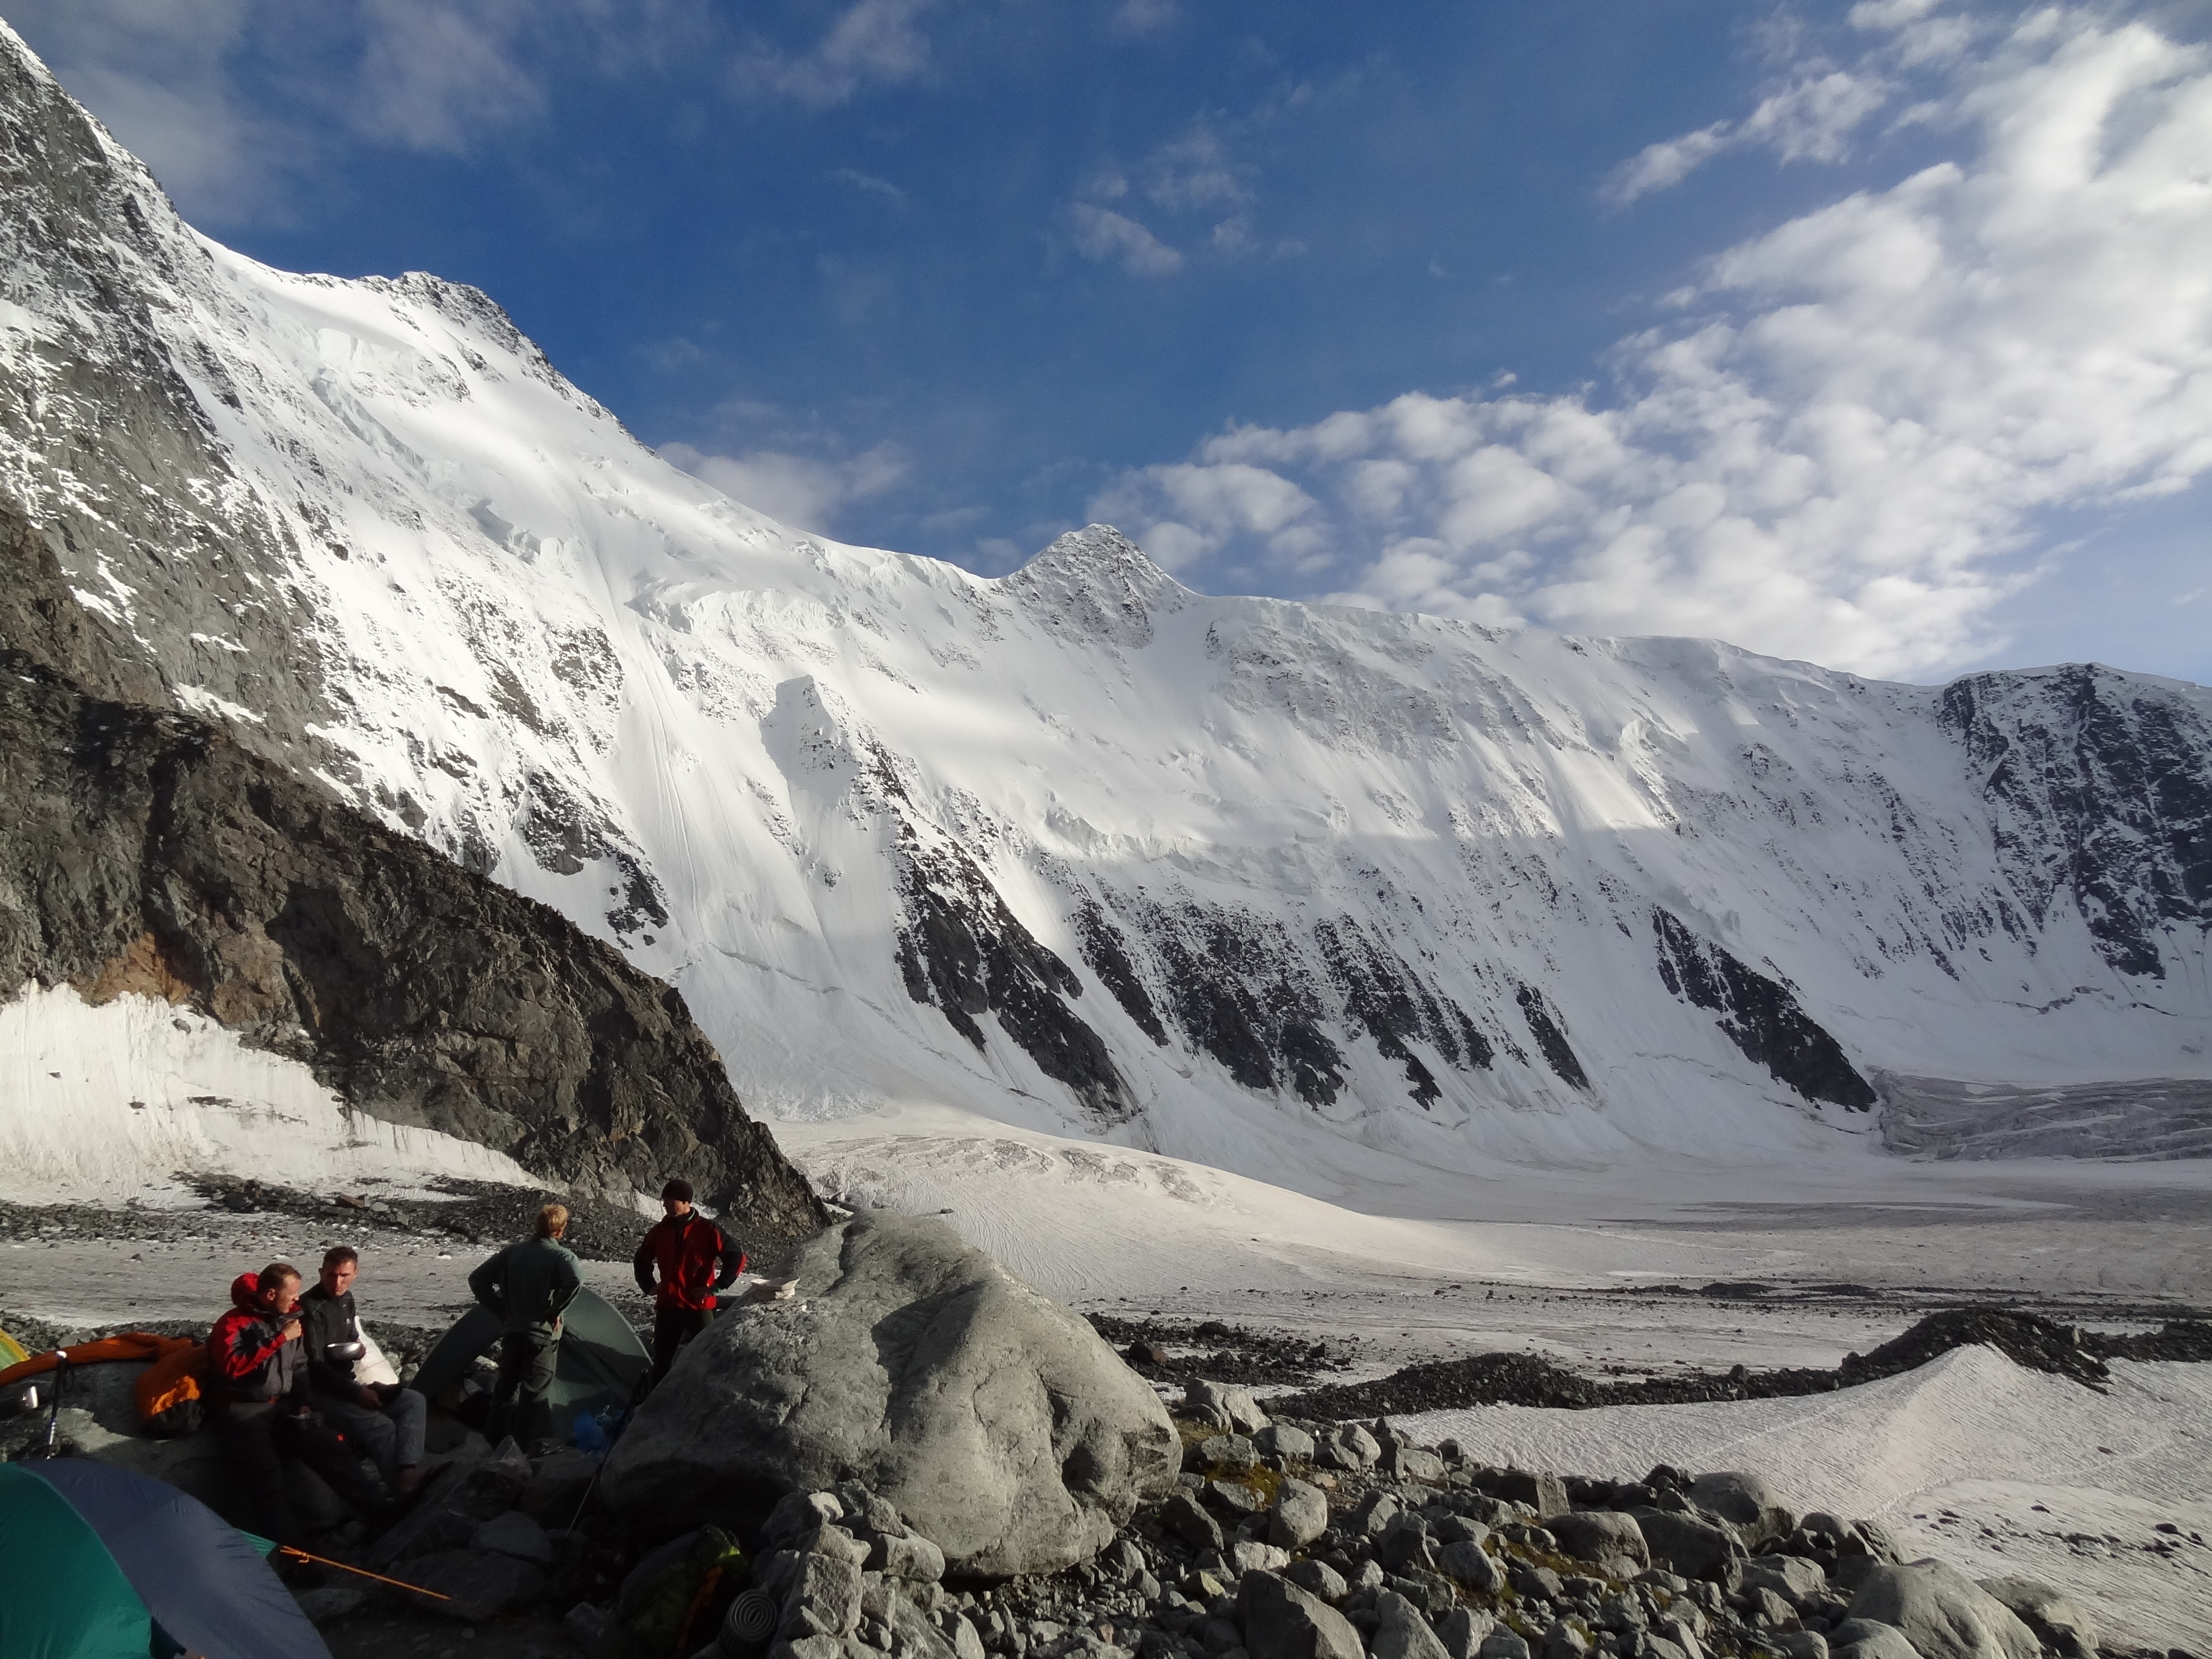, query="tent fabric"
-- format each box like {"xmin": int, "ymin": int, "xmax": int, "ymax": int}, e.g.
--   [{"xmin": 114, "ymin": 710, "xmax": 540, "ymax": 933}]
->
[
  {"xmin": 0, "ymin": 1323, "xmax": 28, "ymax": 1367},
  {"xmin": 0, "ymin": 1332, "xmax": 210, "ymax": 1429},
  {"xmin": 0, "ymin": 1462, "xmax": 152, "ymax": 1659},
  {"xmin": 412, "ymin": 1284, "xmax": 649, "ymax": 1437},
  {"xmin": 22, "ymin": 1460, "xmax": 332, "ymax": 1659}
]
